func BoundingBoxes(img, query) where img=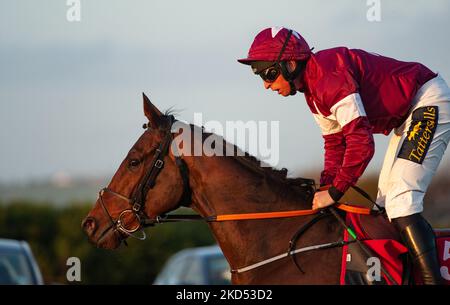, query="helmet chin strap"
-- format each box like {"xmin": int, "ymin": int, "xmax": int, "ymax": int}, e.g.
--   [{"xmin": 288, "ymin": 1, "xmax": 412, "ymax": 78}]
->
[
  {"xmin": 288, "ymin": 82, "xmax": 297, "ymax": 96},
  {"xmin": 270, "ymin": 29, "xmax": 308, "ymax": 96},
  {"xmin": 280, "ymin": 61, "xmax": 303, "ymax": 96}
]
